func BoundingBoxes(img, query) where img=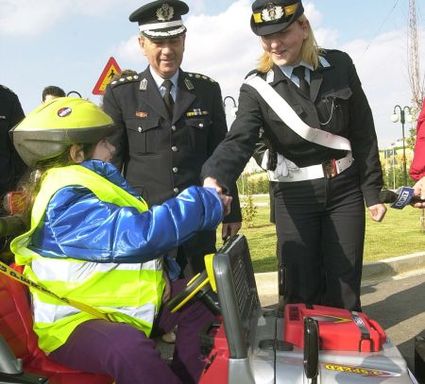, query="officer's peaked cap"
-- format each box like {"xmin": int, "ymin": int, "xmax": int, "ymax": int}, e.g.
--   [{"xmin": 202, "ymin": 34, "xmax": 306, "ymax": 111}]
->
[
  {"xmin": 129, "ymin": 0, "xmax": 189, "ymax": 39},
  {"xmin": 251, "ymin": 0, "xmax": 304, "ymax": 36}
]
